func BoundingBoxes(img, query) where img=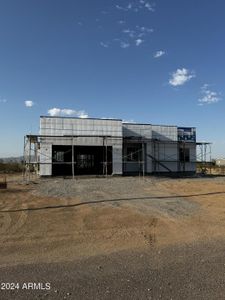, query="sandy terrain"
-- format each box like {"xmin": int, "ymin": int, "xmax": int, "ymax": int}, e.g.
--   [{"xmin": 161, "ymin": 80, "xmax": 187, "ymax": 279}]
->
[{"xmin": 1, "ymin": 174, "xmax": 225, "ymax": 299}]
